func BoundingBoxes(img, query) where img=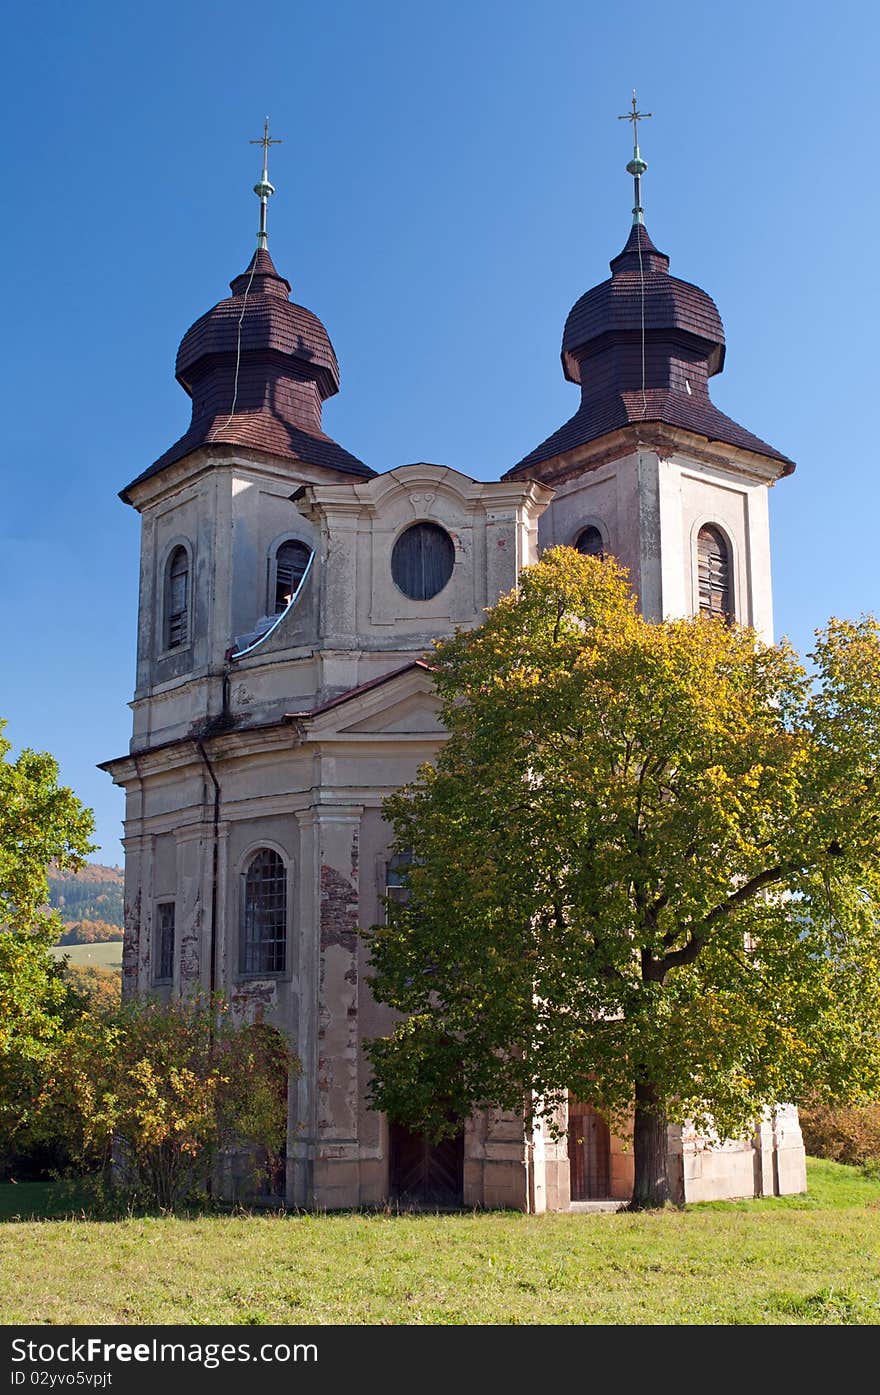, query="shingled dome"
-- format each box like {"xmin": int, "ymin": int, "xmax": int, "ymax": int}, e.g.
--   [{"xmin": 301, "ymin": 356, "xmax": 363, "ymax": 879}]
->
[
  {"xmin": 122, "ymin": 247, "xmax": 372, "ymax": 501},
  {"xmin": 508, "ymin": 223, "xmax": 793, "ymax": 476}
]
